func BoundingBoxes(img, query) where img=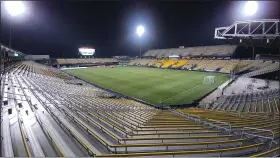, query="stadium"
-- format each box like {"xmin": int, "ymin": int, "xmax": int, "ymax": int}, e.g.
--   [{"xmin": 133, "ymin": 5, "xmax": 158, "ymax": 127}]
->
[{"xmin": 0, "ymin": 1, "xmax": 279, "ymax": 157}]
